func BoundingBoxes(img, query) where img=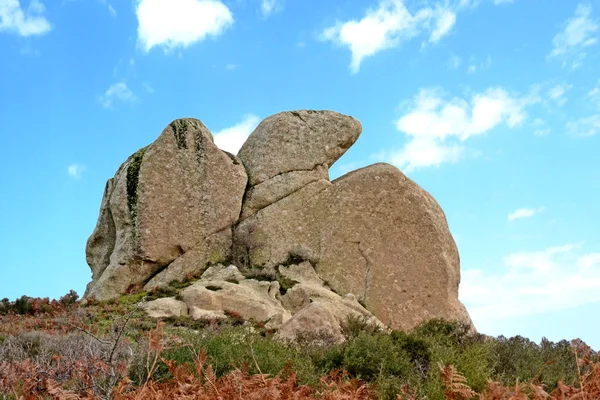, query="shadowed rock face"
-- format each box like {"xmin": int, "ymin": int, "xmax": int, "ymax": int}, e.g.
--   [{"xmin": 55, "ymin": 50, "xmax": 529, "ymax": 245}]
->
[
  {"xmin": 85, "ymin": 110, "xmax": 473, "ymax": 333},
  {"xmin": 84, "ymin": 119, "xmax": 247, "ymax": 301}
]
